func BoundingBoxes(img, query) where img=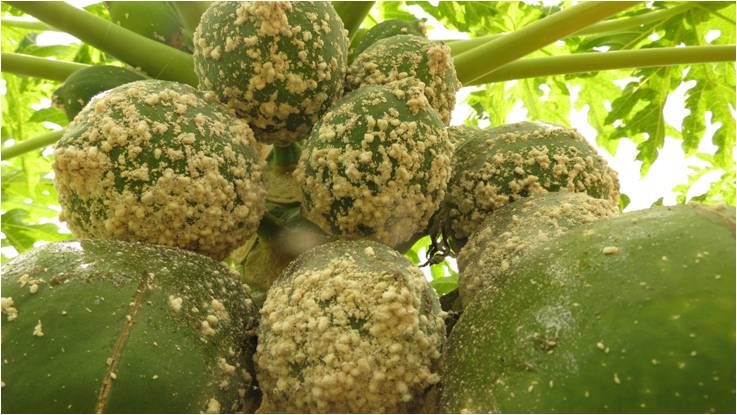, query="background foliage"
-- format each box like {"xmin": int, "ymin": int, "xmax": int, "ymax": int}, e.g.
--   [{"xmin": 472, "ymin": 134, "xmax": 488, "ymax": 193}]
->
[{"xmin": 1, "ymin": 2, "xmax": 735, "ymax": 295}]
